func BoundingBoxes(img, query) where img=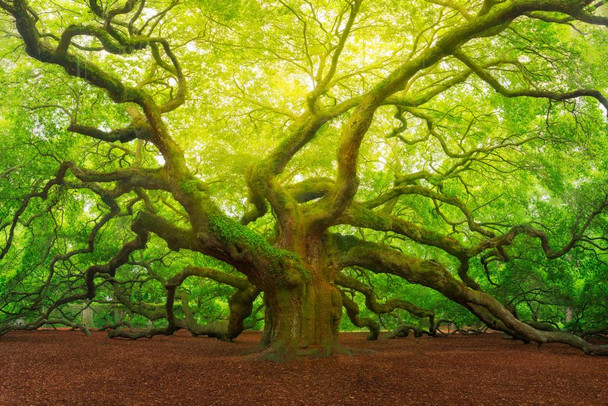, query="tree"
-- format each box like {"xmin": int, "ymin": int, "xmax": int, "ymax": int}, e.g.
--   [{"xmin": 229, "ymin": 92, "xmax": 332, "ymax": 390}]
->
[{"xmin": 1, "ymin": 0, "xmax": 608, "ymax": 359}]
